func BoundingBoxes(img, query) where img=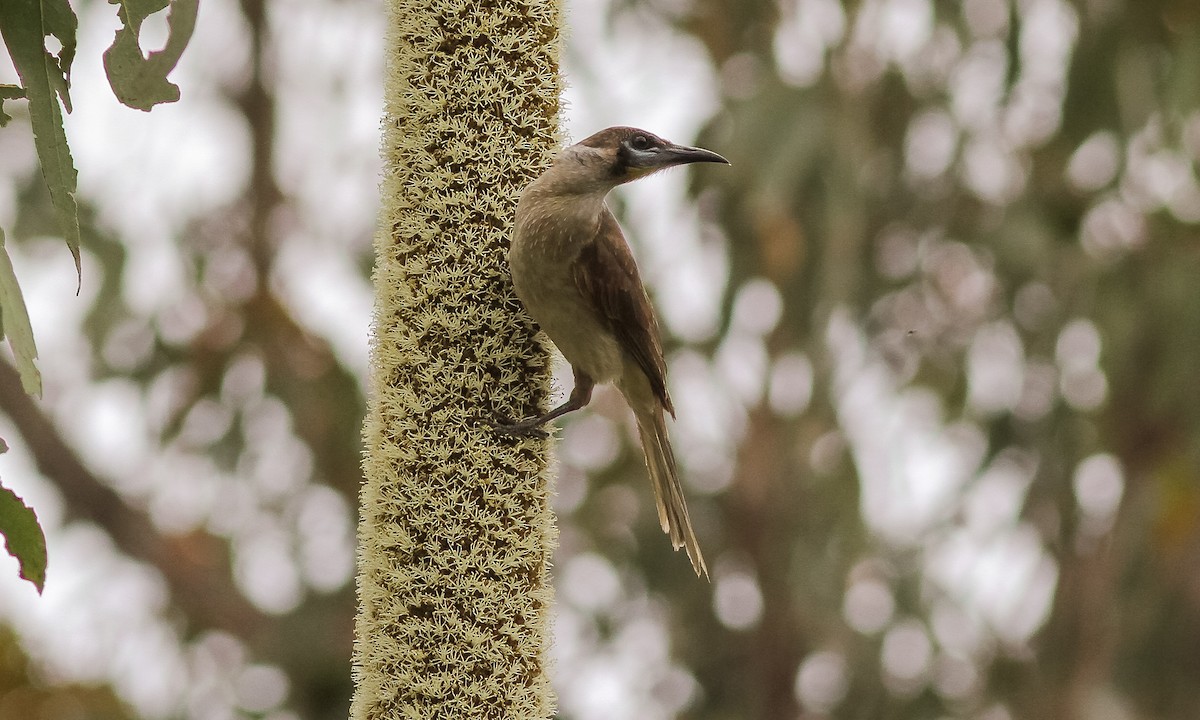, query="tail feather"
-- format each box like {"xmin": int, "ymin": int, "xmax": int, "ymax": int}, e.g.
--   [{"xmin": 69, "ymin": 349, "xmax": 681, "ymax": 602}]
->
[{"xmin": 636, "ymin": 409, "xmax": 708, "ymax": 578}]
